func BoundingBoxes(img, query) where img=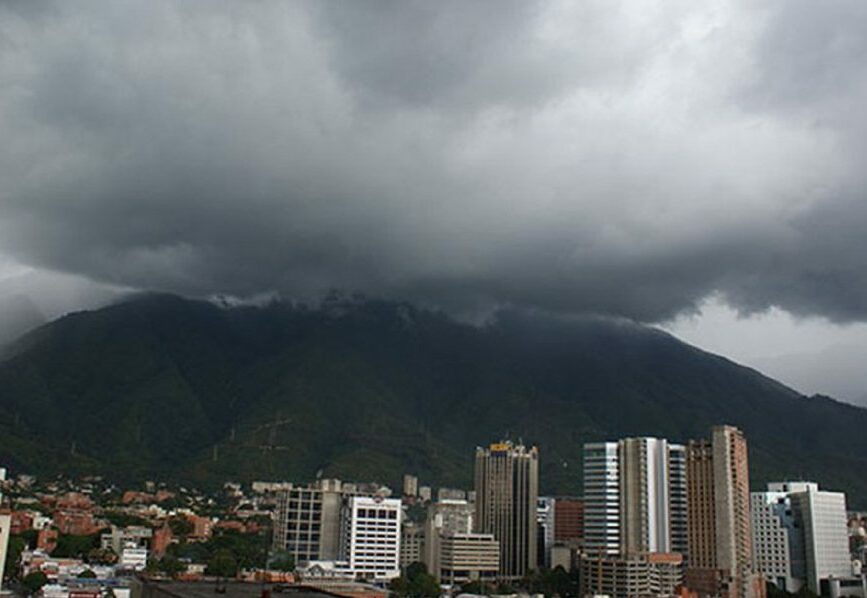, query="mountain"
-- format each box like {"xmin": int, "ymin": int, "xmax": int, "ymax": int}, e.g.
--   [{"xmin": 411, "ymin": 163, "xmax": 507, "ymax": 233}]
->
[{"xmin": 1, "ymin": 293, "xmax": 867, "ymax": 506}]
